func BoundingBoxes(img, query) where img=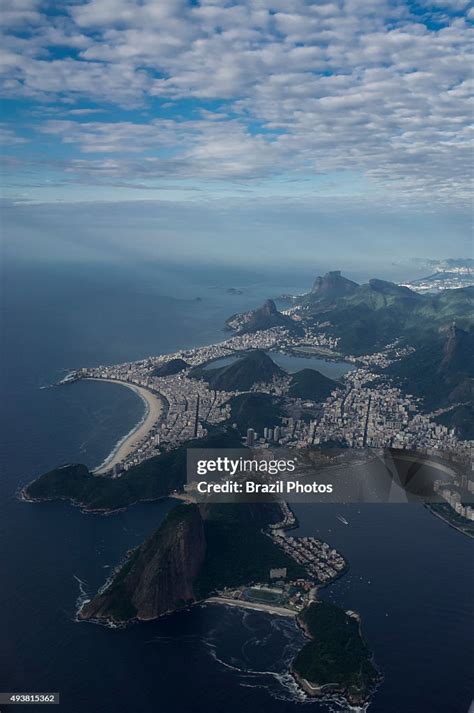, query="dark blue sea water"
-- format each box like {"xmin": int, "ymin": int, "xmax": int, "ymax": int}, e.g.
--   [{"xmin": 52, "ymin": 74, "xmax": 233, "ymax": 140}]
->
[{"xmin": 0, "ymin": 260, "xmax": 472, "ymax": 713}]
